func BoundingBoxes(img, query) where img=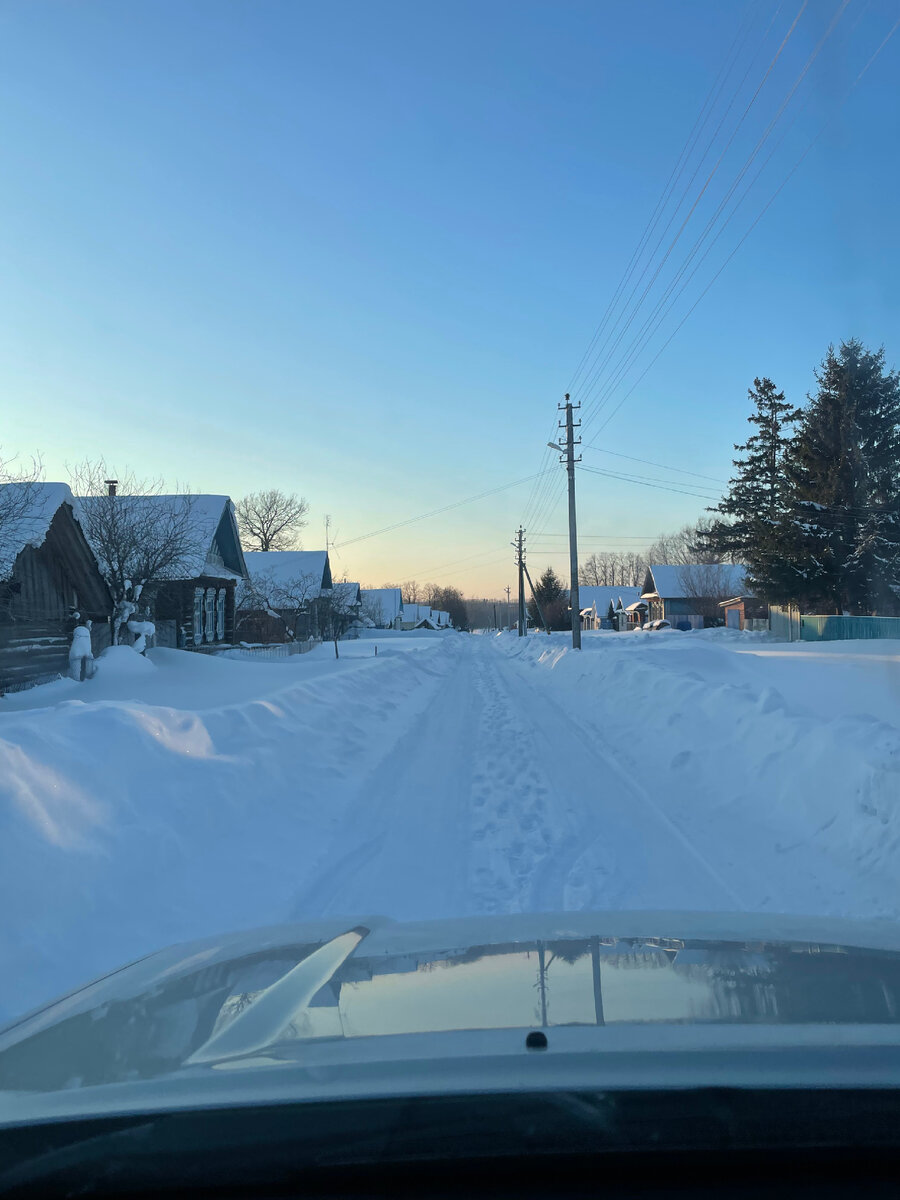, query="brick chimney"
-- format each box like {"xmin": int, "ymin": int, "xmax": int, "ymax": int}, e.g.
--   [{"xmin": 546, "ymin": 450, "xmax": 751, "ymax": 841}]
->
[{"xmin": 105, "ymin": 480, "xmax": 118, "ymax": 497}]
